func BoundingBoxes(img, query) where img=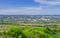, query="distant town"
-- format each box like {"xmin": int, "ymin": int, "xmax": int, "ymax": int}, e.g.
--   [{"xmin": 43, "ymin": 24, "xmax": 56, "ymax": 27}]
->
[{"xmin": 0, "ymin": 15, "xmax": 60, "ymax": 25}]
